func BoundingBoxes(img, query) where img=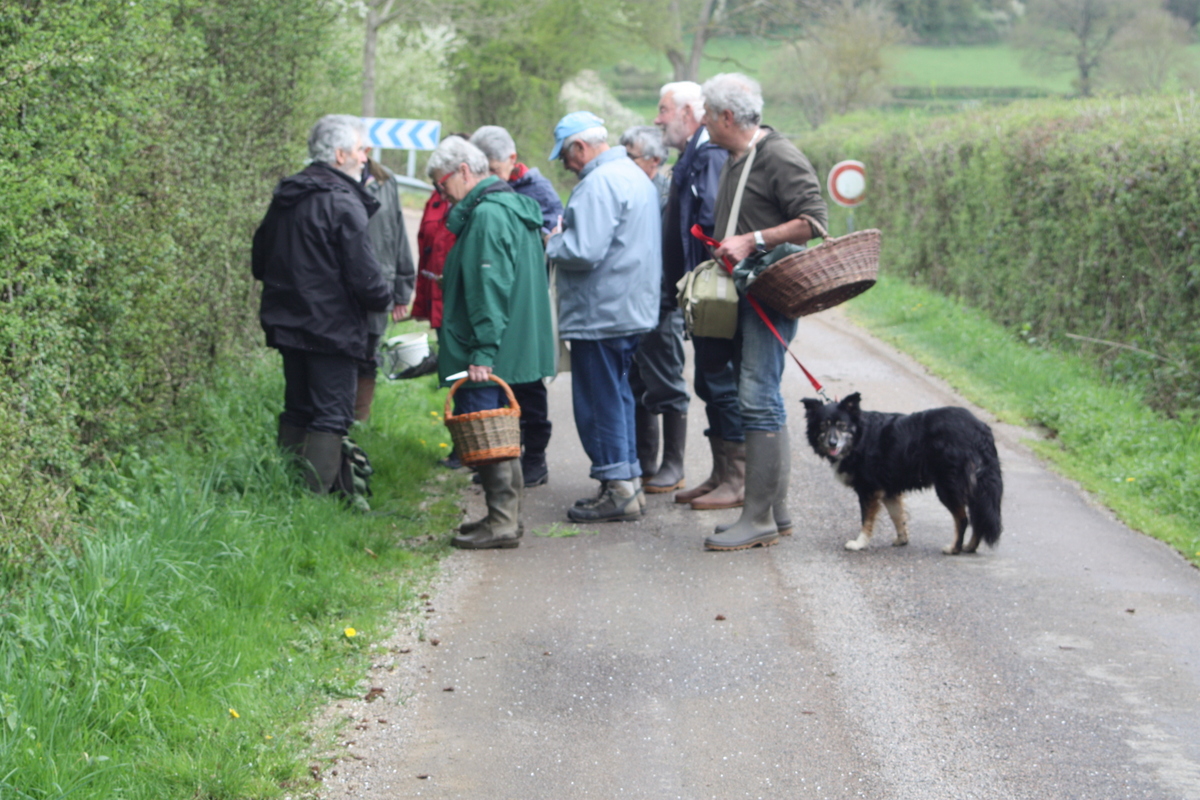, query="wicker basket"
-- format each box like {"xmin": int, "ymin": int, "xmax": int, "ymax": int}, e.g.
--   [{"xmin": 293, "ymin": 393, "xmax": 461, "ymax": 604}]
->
[
  {"xmin": 444, "ymin": 375, "xmax": 522, "ymax": 466},
  {"xmin": 749, "ymin": 229, "xmax": 881, "ymax": 318}
]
